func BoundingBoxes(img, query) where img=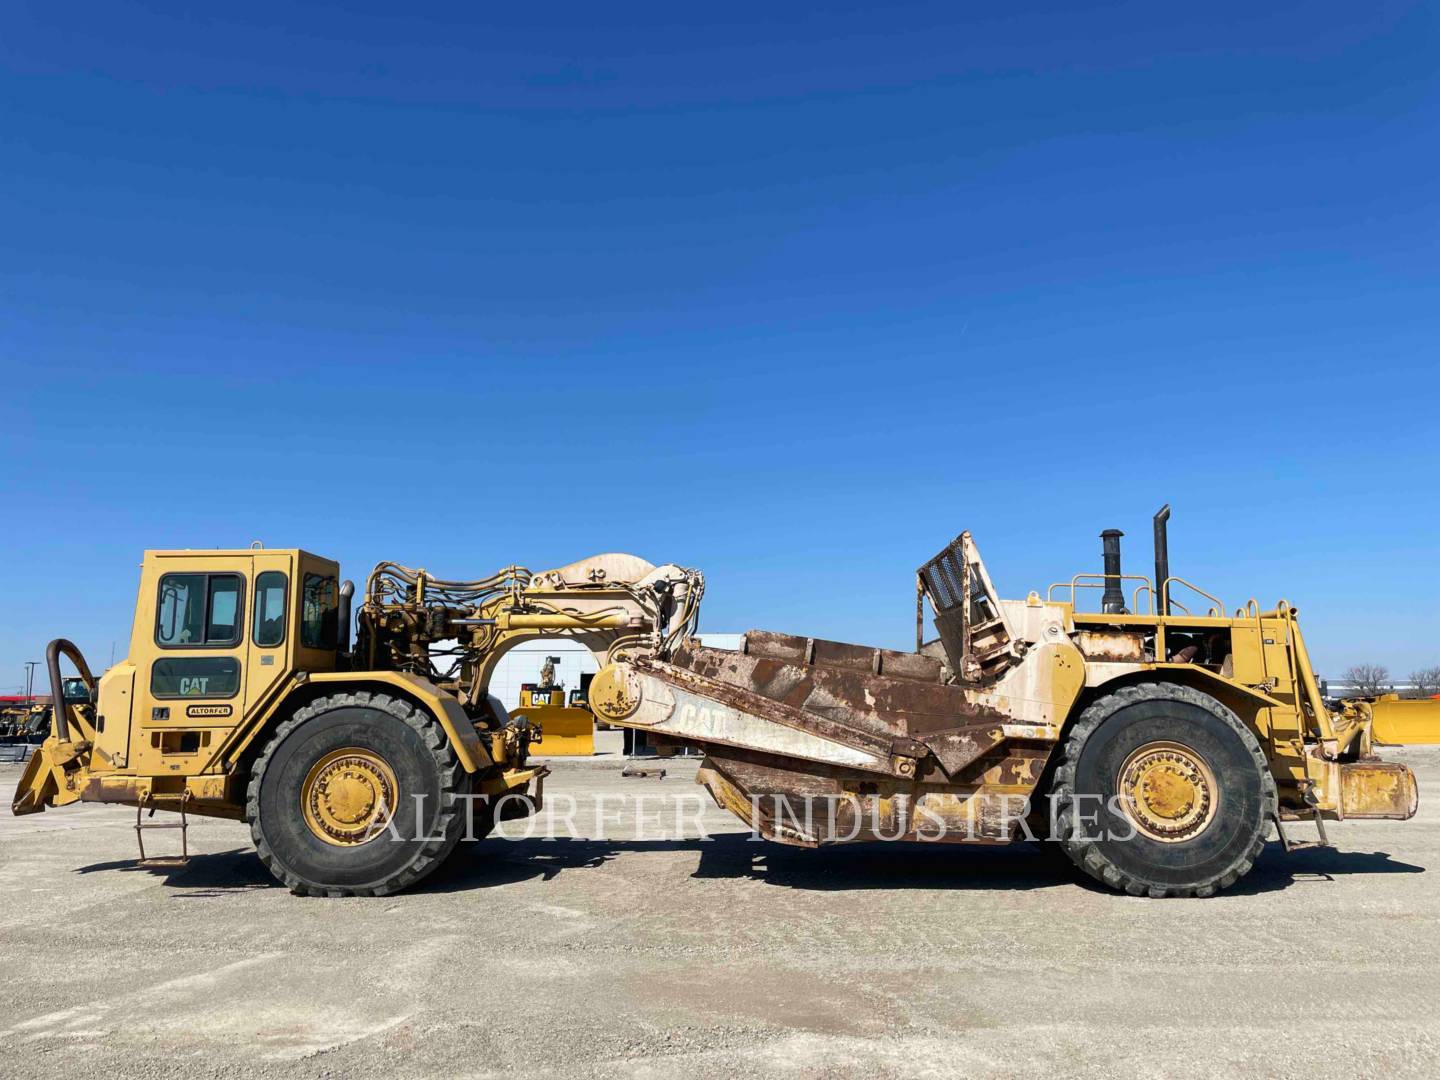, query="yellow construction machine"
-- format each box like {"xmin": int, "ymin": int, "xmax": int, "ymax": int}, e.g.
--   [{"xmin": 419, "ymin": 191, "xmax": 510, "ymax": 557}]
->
[
  {"xmin": 586, "ymin": 507, "xmax": 1435, "ymax": 897},
  {"xmin": 1347, "ymin": 693, "xmax": 1440, "ymax": 745},
  {"xmin": 512, "ymin": 657, "xmax": 597, "ymax": 756},
  {"xmin": 12, "ymin": 549, "xmax": 701, "ymax": 895},
  {"xmin": 12, "ymin": 509, "xmax": 1437, "ymax": 898}
]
